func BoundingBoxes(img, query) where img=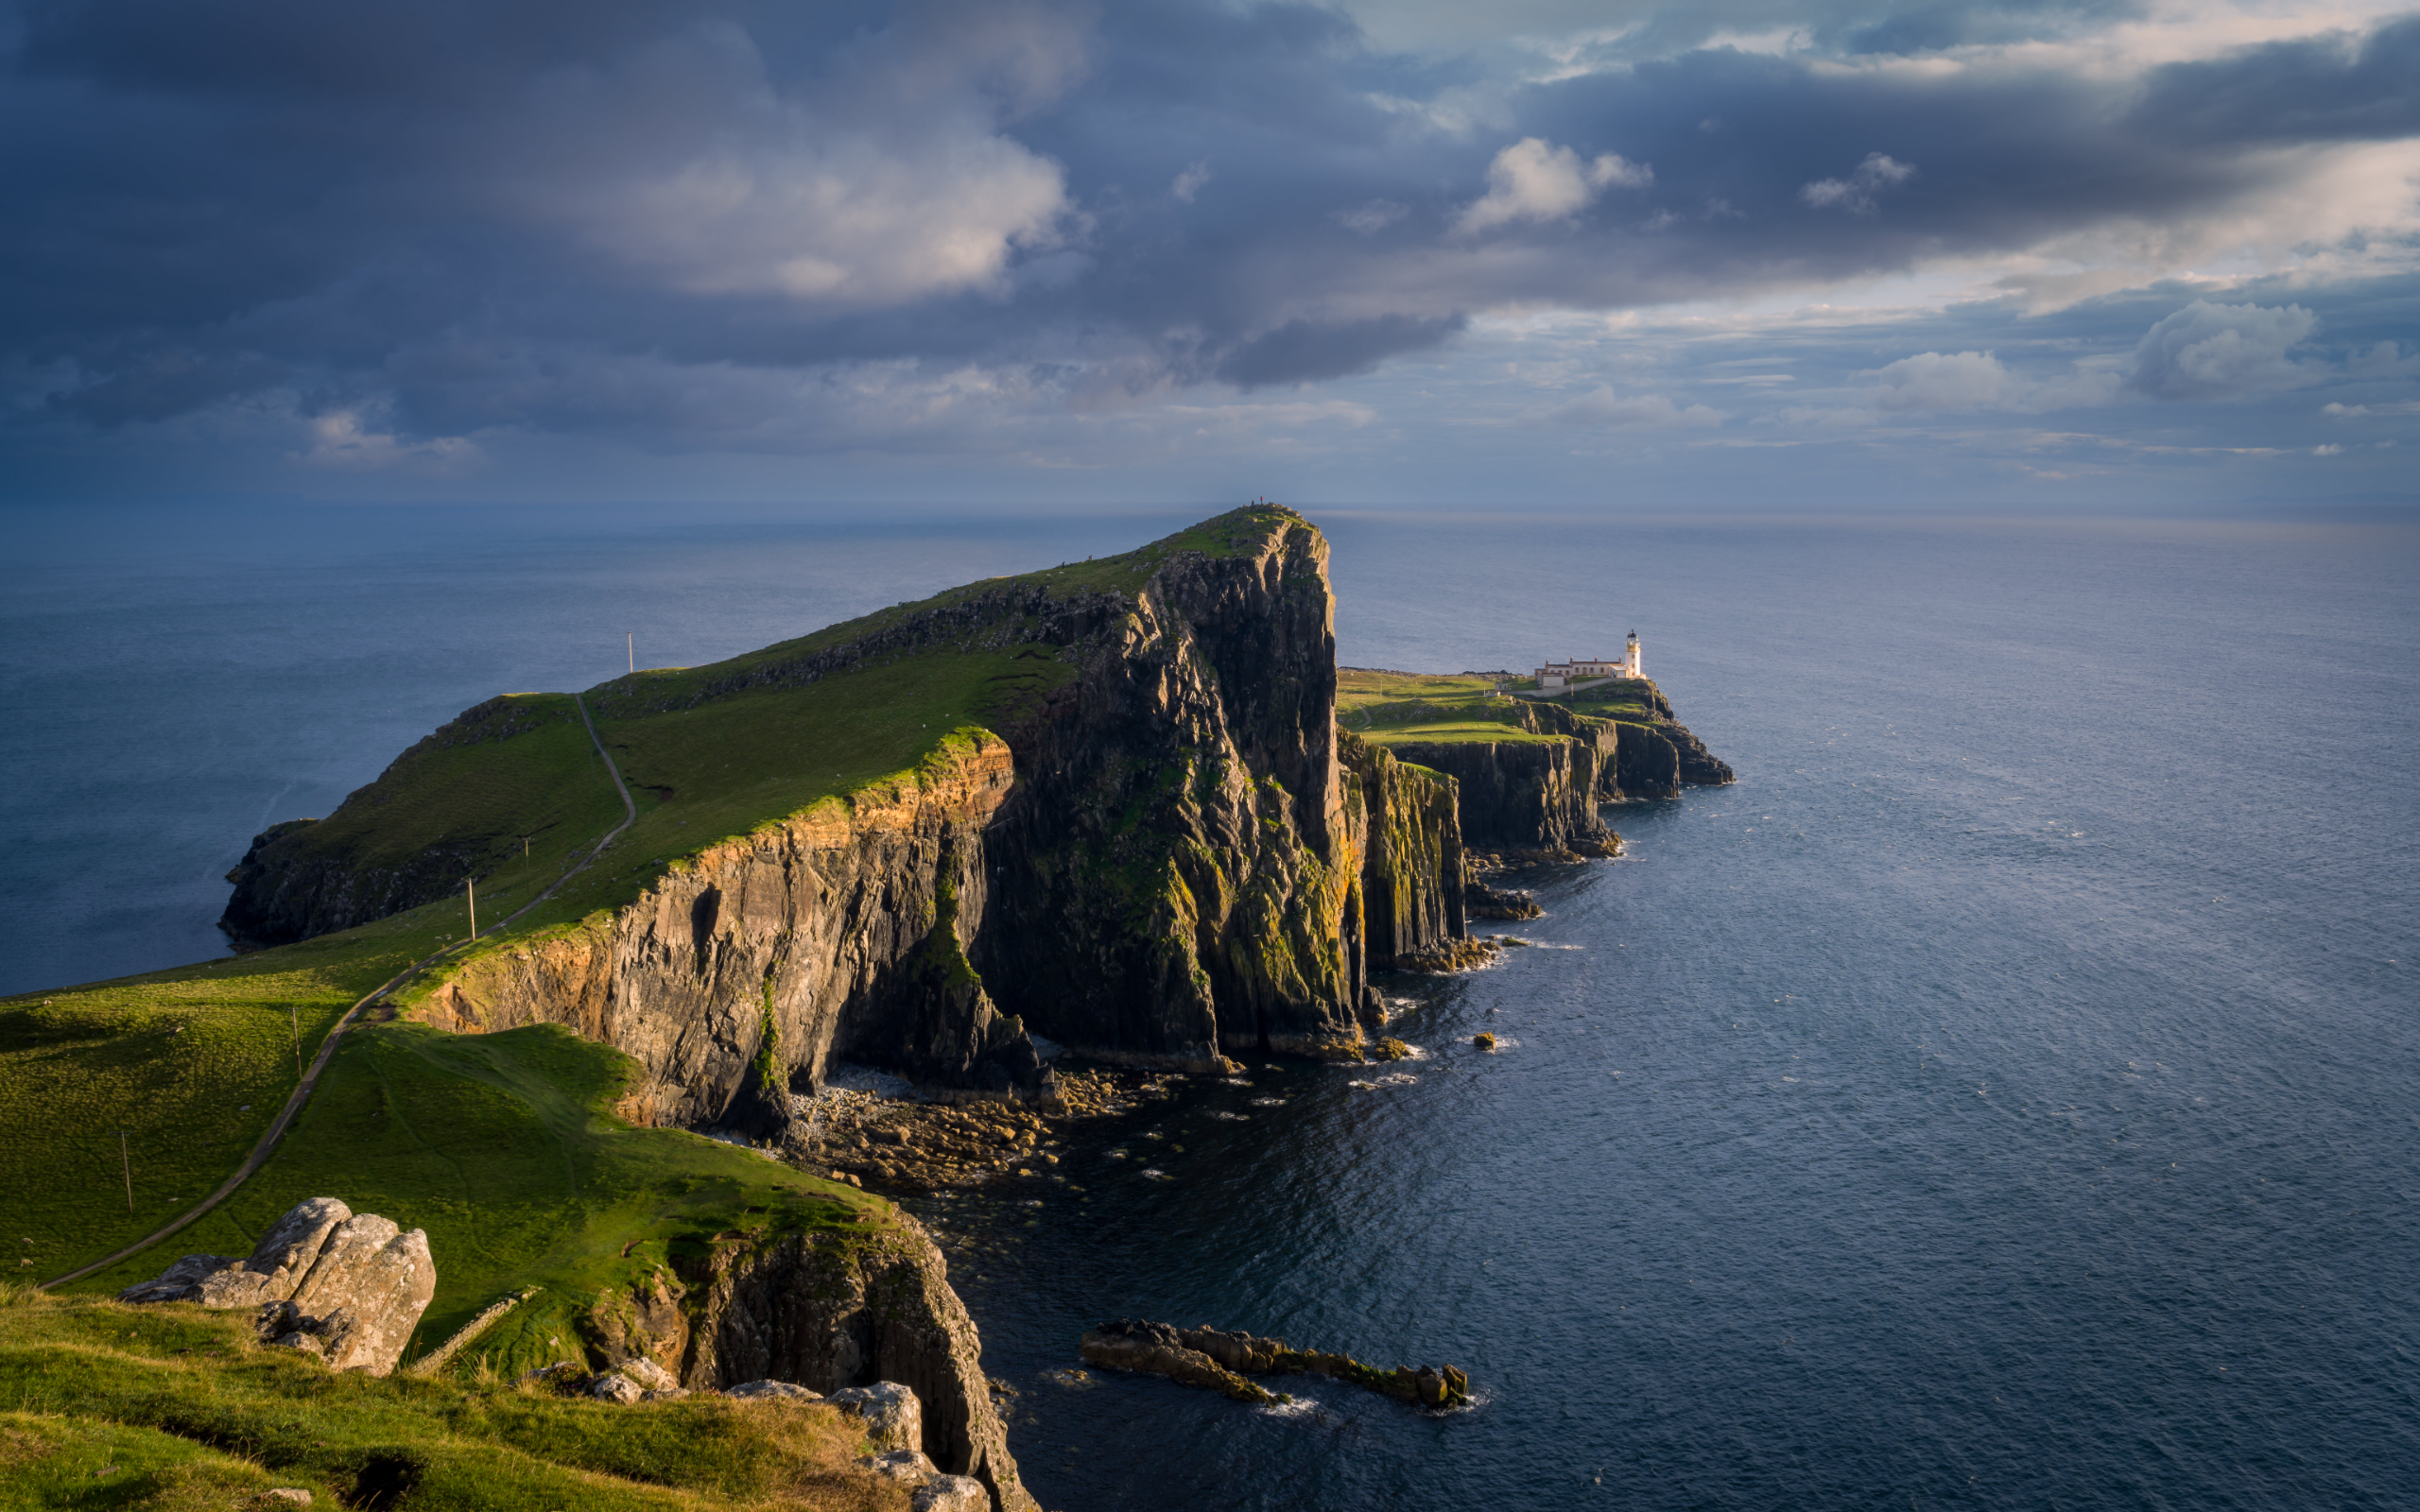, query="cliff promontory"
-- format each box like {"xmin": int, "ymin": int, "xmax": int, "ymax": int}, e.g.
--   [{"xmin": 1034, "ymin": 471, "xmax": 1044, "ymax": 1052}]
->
[
  {"xmin": 216, "ymin": 511, "xmax": 1729, "ymax": 1141},
  {"xmin": 217, "ymin": 510, "xmax": 1467, "ymax": 1140}
]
